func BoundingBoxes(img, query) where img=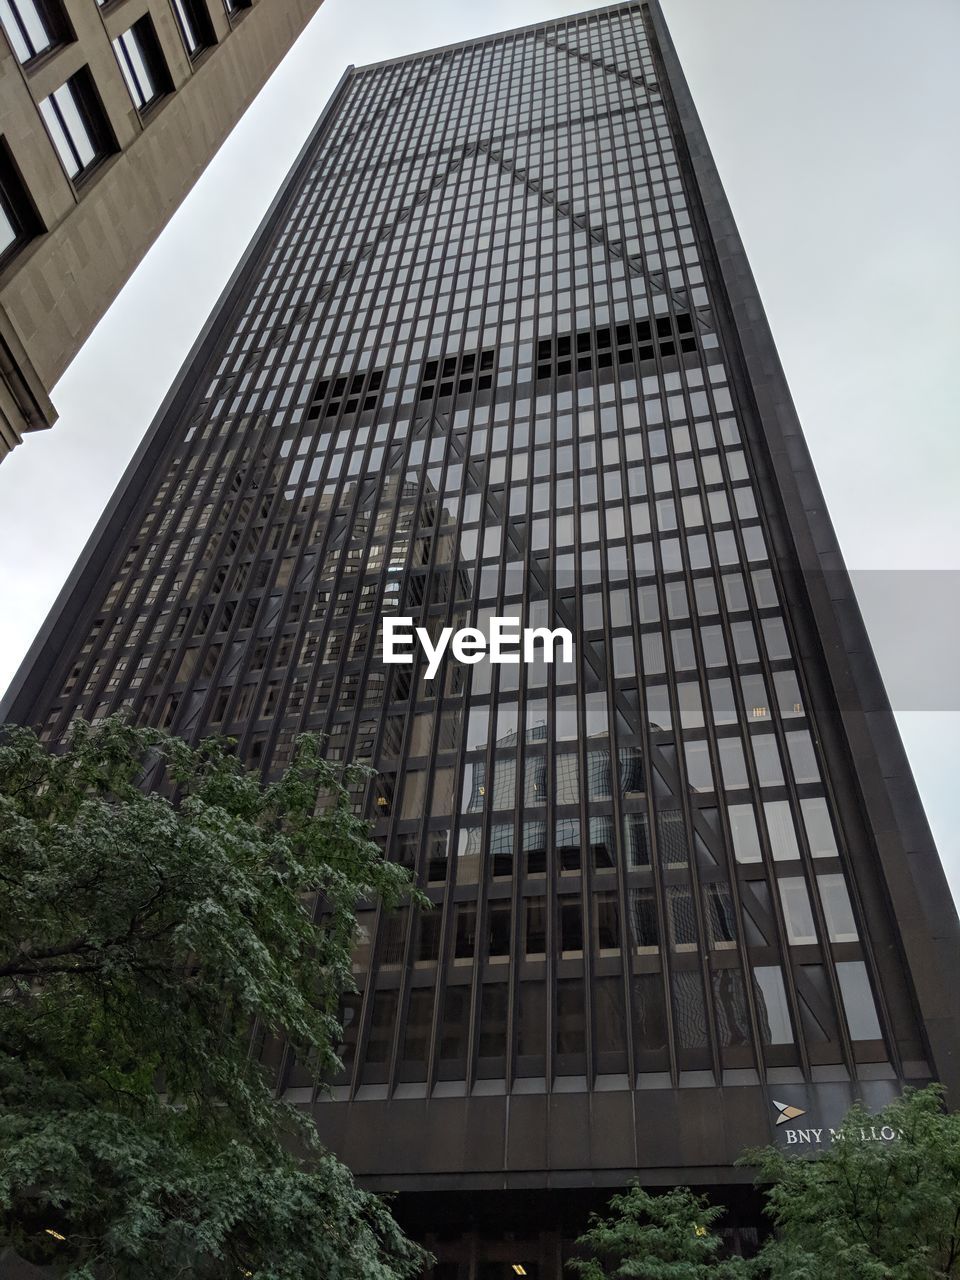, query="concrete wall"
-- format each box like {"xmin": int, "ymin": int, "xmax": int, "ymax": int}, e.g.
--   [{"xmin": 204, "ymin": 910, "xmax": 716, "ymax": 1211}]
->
[{"xmin": 0, "ymin": 0, "xmax": 323, "ymax": 457}]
